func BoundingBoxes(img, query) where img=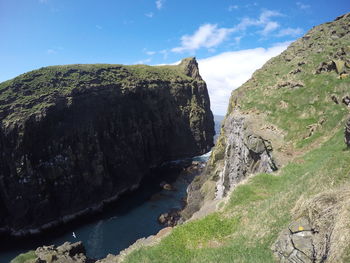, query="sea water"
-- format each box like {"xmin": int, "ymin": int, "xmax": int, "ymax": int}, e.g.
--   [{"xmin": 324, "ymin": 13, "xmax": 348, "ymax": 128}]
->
[{"xmin": 0, "ymin": 115, "xmax": 224, "ymax": 262}]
